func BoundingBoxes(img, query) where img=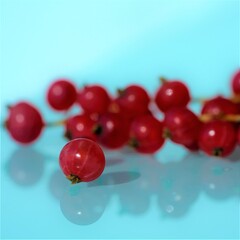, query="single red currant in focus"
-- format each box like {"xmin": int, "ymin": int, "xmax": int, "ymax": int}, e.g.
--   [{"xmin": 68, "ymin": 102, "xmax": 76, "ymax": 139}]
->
[
  {"xmin": 201, "ymin": 96, "xmax": 239, "ymax": 118},
  {"xmin": 47, "ymin": 79, "xmax": 77, "ymax": 111},
  {"xmin": 163, "ymin": 107, "xmax": 201, "ymax": 147},
  {"xmin": 95, "ymin": 112, "xmax": 130, "ymax": 149},
  {"xmin": 5, "ymin": 102, "xmax": 44, "ymax": 144},
  {"xmin": 64, "ymin": 114, "xmax": 97, "ymax": 141},
  {"xmin": 199, "ymin": 121, "xmax": 237, "ymax": 157},
  {"xmin": 115, "ymin": 85, "xmax": 150, "ymax": 119},
  {"xmin": 59, "ymin": 138, "xmax": 105, "ymax": 183},
  {"xmin": 231, "ymin": 69, "xmax": 240, "ymax": 95},
  {"xmin": 129, "ymin": 115, "xmax": 165, "ymax": 154},
  {"xmin": 77, "ymin": 85, "xmax": 111, "ymax": 114},
  {"xmin": 155, "ymin": 78, "xmax": 191, "ymax": 112}
]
